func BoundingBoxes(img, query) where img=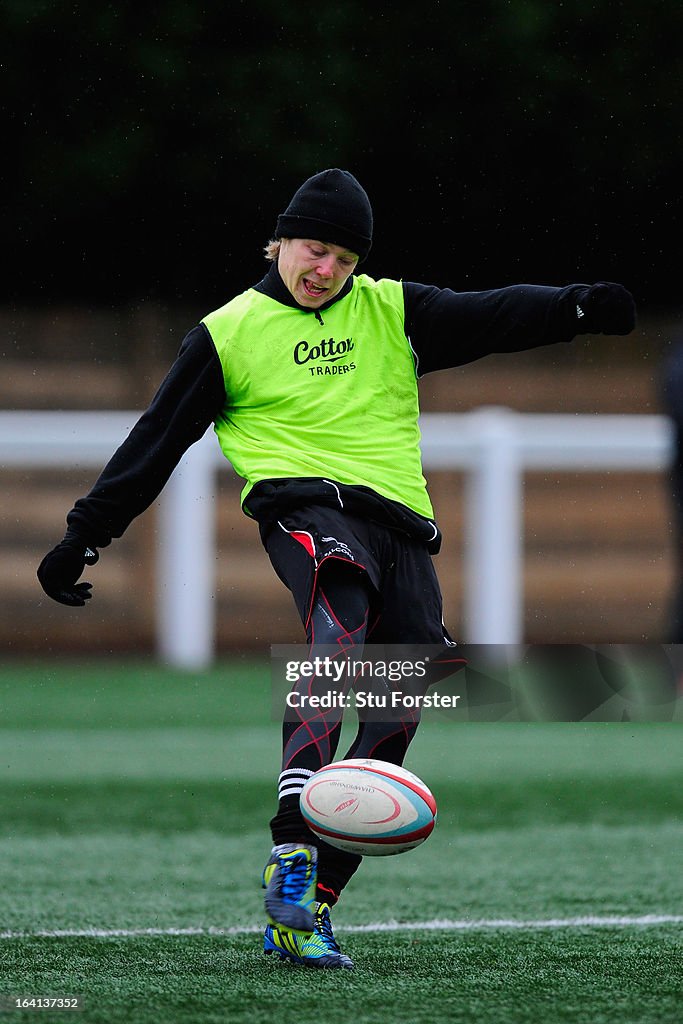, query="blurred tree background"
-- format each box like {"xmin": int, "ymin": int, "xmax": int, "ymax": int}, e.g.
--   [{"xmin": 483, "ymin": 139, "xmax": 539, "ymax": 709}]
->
[
  {"xmin": 3, "ymin": 0, "xmax": 682, "ymax": 310},
  {"xmin": 3, "ymin": 0, "xmax": 682, "ymax": 650}
]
